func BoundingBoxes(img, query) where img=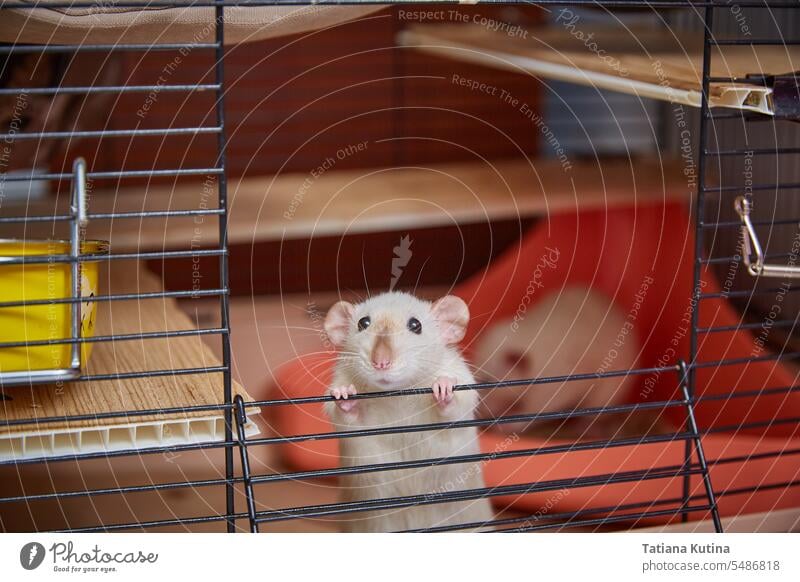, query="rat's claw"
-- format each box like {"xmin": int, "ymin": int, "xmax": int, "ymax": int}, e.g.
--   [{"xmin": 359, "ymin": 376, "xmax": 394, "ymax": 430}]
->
[
  {"xmin": 330, "ymin": 384, "xmax": 358, "ymax": 413},
  {"xmin": 432, "ymin": 376, "xmax": 457, "ymax": 408}
]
